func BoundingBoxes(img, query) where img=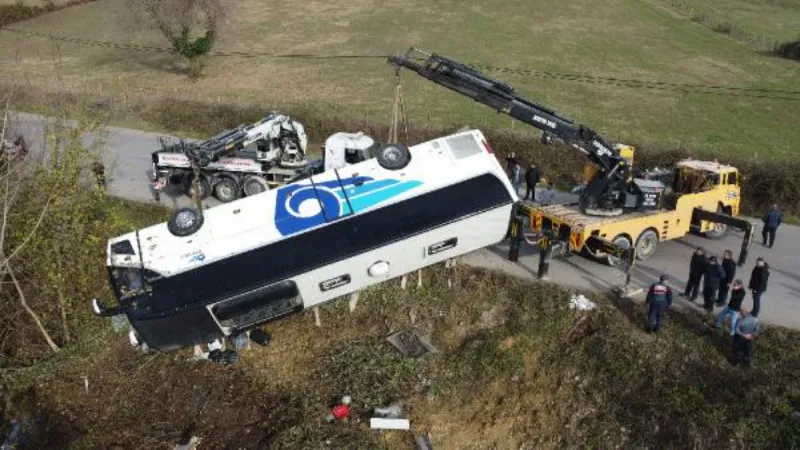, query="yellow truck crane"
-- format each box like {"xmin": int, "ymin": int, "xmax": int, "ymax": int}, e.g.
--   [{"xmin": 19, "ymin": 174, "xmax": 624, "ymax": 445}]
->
[{"xmin": 389, "ymin": 48, "xmax": 755, "ymax": 269}]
